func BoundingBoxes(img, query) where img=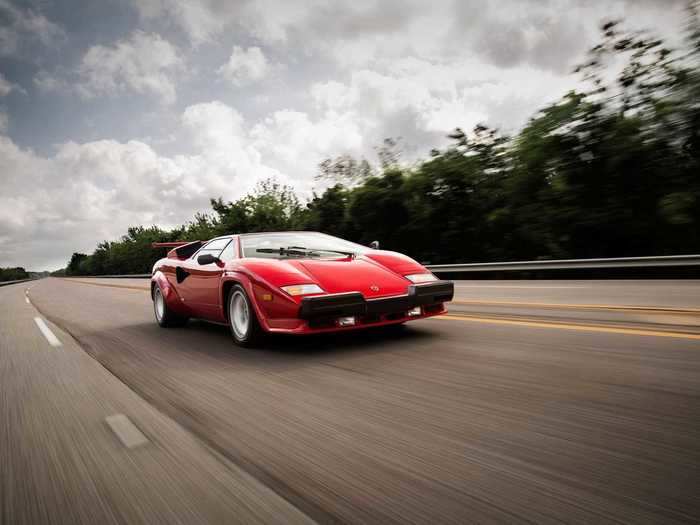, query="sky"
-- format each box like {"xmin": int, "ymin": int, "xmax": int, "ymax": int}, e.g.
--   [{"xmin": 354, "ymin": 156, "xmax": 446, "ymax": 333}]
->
[{"xmin": 0, "ymin": 0, "xmax": 688, "ymax": 270}]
